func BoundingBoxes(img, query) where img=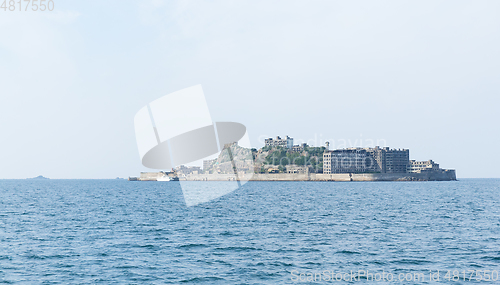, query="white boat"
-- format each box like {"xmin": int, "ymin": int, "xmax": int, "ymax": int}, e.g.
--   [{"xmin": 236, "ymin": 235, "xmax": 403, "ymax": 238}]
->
[
  {"xmin": 157, "ymin": 175, "xmax": 171, "ymax": 181},
  {"xmin": 157, "ymin": 172, "xmax": 179, "ymax": 181}
]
